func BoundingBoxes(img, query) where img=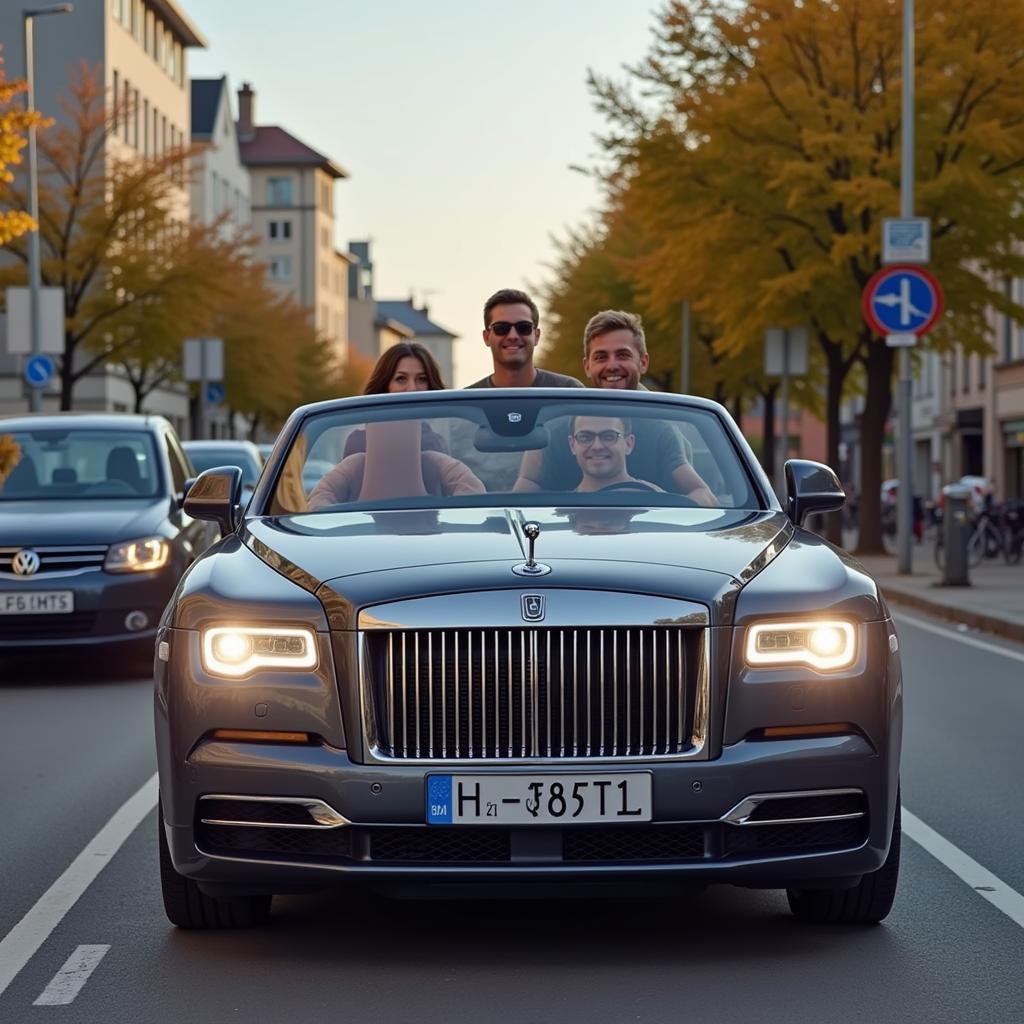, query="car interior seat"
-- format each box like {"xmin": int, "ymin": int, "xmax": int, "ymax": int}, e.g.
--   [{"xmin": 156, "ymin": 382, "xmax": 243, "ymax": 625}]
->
[{"xmin": 105, "ymin": 446, "xmax": 143, "ymax": 493}]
